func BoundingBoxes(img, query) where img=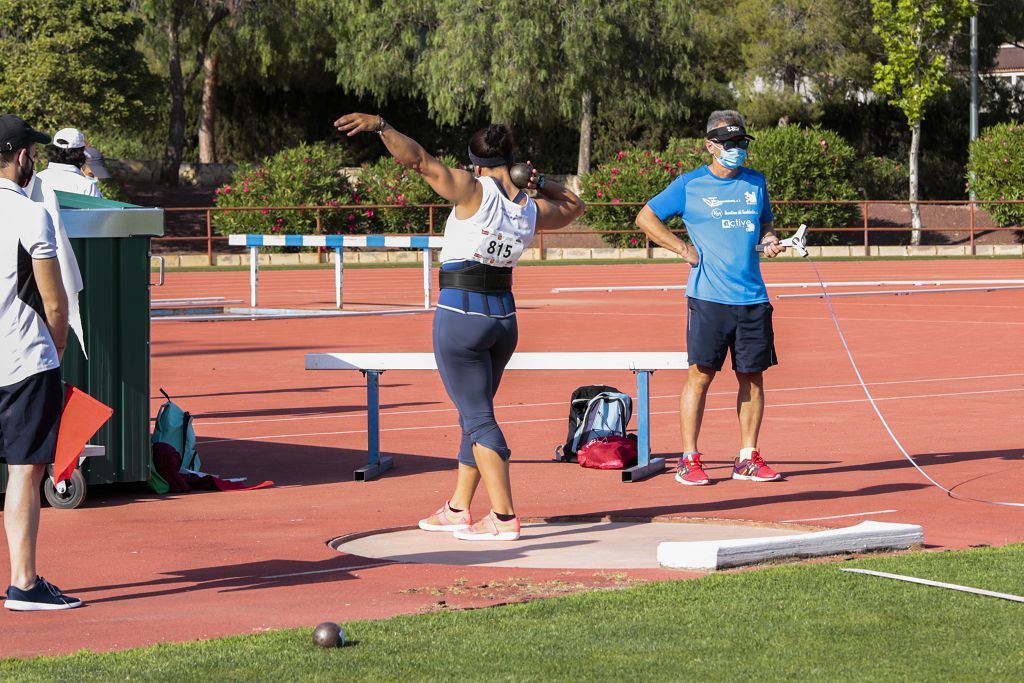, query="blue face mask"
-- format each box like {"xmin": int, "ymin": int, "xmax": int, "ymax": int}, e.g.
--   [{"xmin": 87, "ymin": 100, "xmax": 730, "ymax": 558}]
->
[{"xmin": 715, "ymin": 144, "xmax": 747, "ymax": 169}]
